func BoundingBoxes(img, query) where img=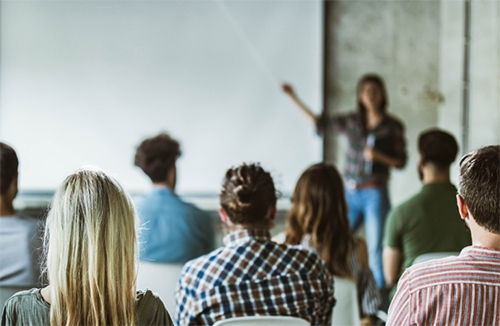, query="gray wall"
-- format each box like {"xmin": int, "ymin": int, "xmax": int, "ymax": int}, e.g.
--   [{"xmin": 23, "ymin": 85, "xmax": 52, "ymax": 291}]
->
[{"xmin": 324, "ymin": 0, "xmax": 500, "ymax": 206}]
